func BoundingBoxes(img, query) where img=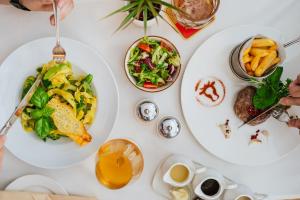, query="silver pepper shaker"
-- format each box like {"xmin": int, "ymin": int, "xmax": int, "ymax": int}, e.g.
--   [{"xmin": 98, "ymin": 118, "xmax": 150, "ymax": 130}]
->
[
  {"xmin": 136, "ymin": 99, "xmax": 159, "ymax": 122},
  {"xmin": 158, "ymin": 116, "xmax": 181, "ymax": 138}
]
